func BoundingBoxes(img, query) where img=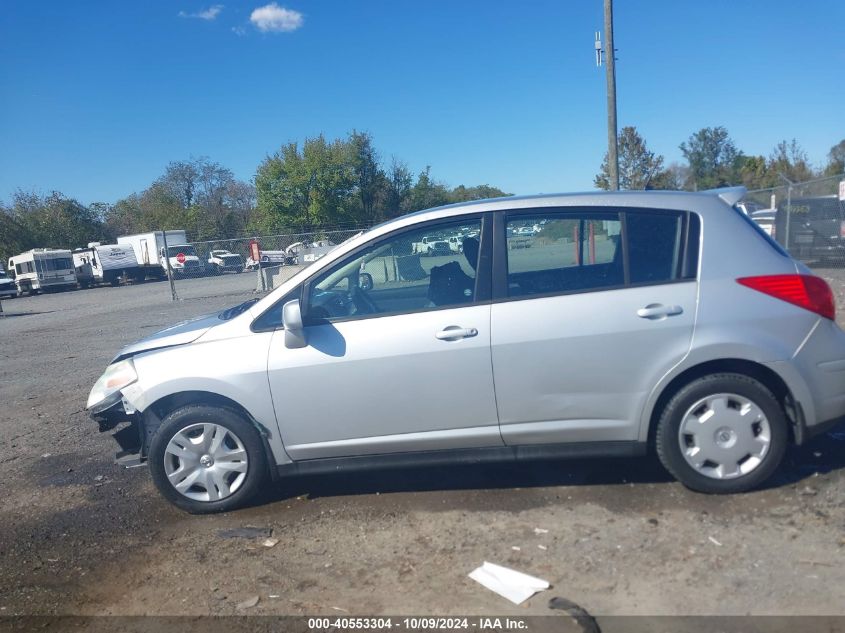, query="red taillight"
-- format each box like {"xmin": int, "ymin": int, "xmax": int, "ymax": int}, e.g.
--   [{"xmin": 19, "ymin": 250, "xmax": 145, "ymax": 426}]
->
[
  {"xmin": 840, "ymin": 220, "xmax": 845, "ymax": 238},
  {"xmin": 737, "ymin": 274, "xmax": 835, "ymax": 320}
]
